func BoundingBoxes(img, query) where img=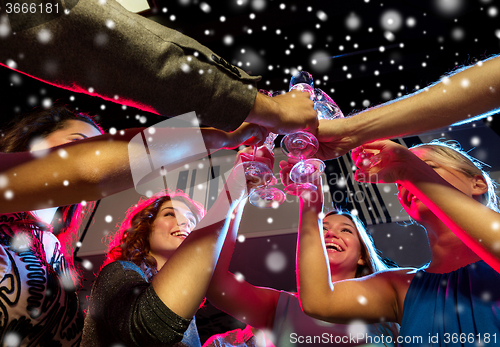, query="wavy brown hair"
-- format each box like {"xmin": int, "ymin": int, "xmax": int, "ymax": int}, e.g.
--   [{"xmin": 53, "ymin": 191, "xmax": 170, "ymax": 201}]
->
[{"xmin": 105, "ymin": 190, "xmax": 206, "ymax": 281}]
